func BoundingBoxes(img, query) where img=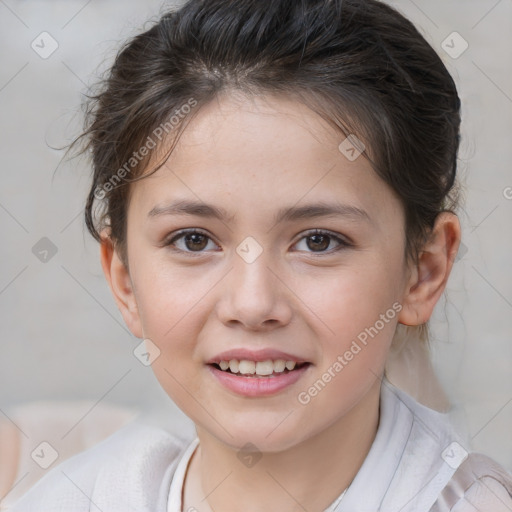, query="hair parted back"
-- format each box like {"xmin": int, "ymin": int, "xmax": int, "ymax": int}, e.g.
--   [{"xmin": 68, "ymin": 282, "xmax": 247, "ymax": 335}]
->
[{"xmin": 77, "ymin": 0, "xmax": 462, "ymax": 348}]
